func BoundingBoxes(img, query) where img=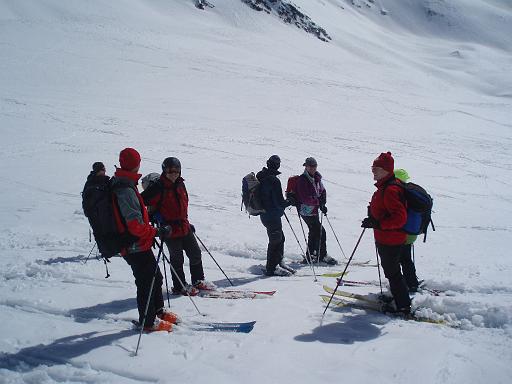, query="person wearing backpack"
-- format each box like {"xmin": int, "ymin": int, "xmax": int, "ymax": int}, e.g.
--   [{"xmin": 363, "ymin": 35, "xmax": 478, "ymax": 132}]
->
[
  {"xmin": 82, "ymin": 162, "xmax": 109, "ymax": 217},
  {"xmin": 256, "ymin": 155, "xmax": 295, "ymax": 276},
  {"xmin": 111, "ymin": 148, "xmax": 178, "ymax": 332},
  {"xmin": 141, "ymin": 157, "xmax": 214, "ymax": 295},
  {"xmin": 394, "ymin": 168, "xmax": 421, "ymax": 292},
  {"xmin": 295, "ymin": 157, "xmax": 337, "ymax": 265},
  {"xmin": 361, "ymin": 152, "xmax": 411, "ymax": 315}
]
